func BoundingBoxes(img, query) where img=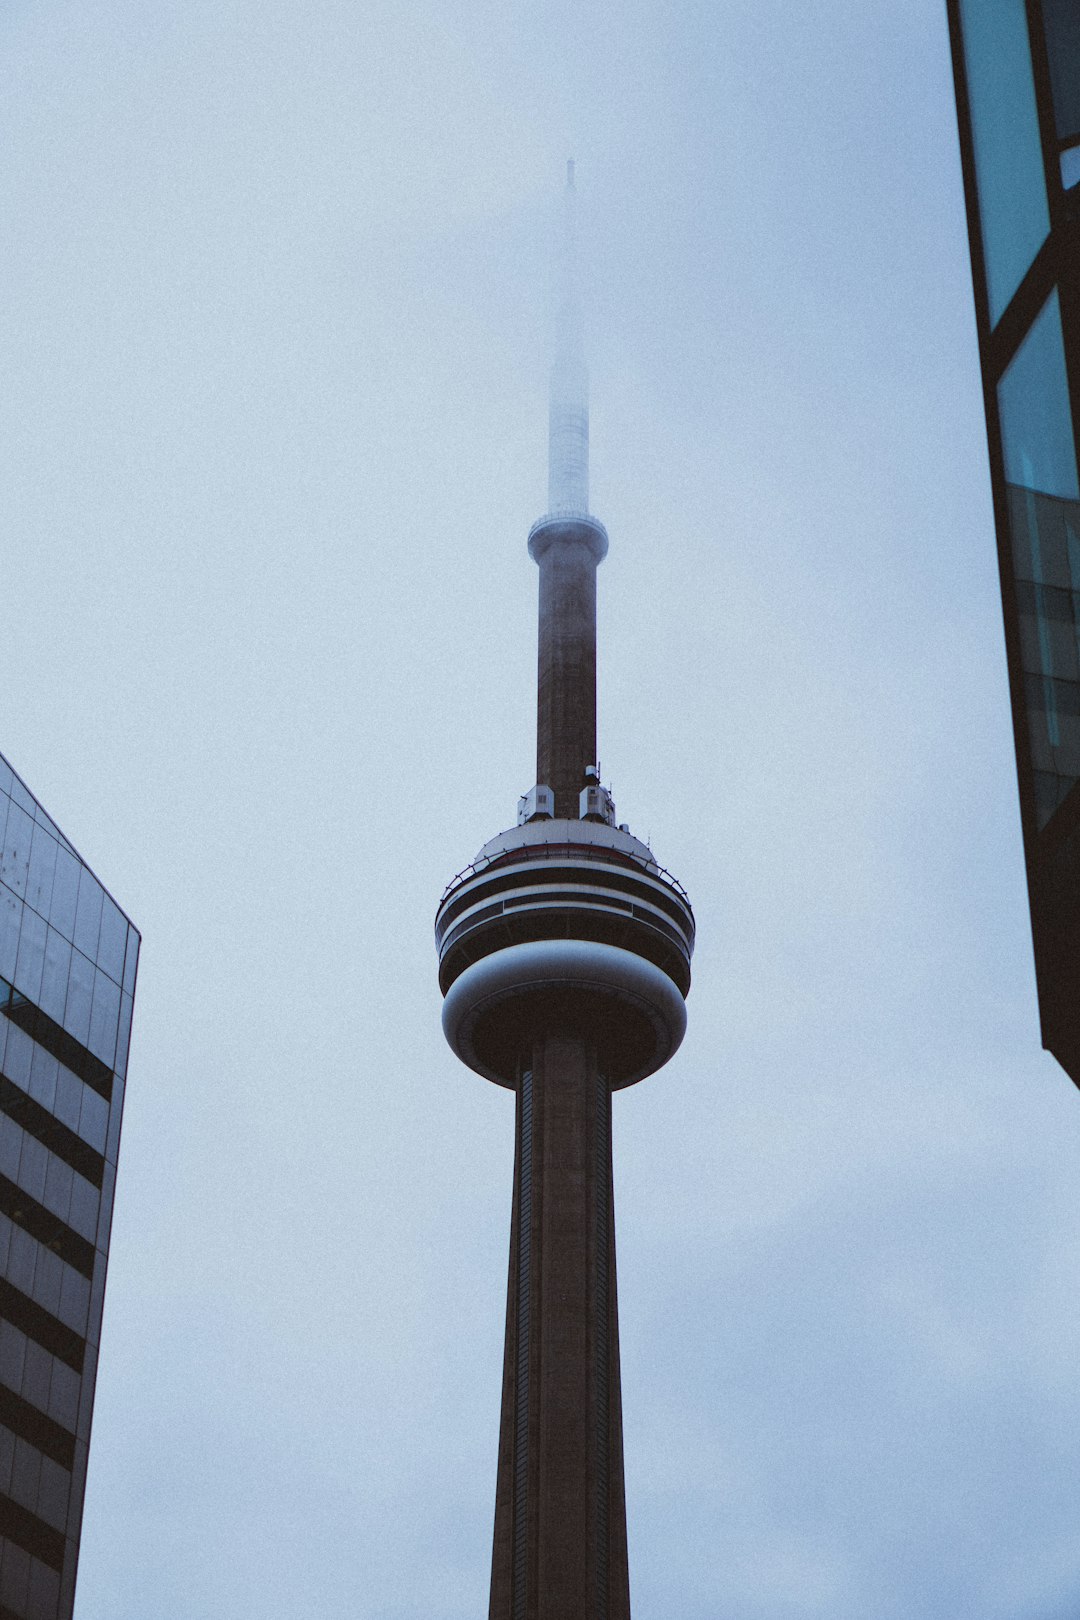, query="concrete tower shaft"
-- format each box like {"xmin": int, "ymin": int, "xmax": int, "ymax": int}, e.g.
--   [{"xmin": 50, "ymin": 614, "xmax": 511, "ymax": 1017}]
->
[
  {"xmin": 529, "ymin": 516, "xmax": 607, "ymax": 818},
  {"xmin": 487, "ymin": 1029, "xmax": 631, "ymax": 1620},
  {"xmin": 435, "ymin": 163, "xmax": 693, "ymax": 1620}
]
